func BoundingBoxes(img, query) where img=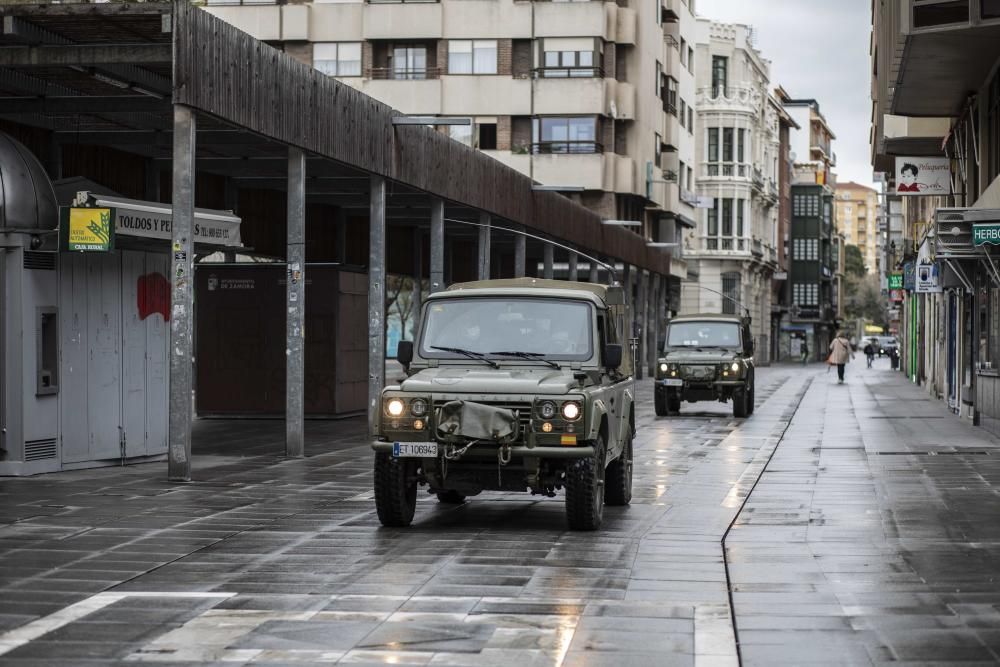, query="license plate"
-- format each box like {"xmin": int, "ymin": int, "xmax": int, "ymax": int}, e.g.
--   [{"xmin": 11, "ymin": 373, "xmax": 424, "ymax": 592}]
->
[
  {"xmin": 393, "ymin": 442, "xmax": 438, "ymax": 458},
  {"xmin": 661, "ymin": 379, "xmax": 684, "ymax": 387}
]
